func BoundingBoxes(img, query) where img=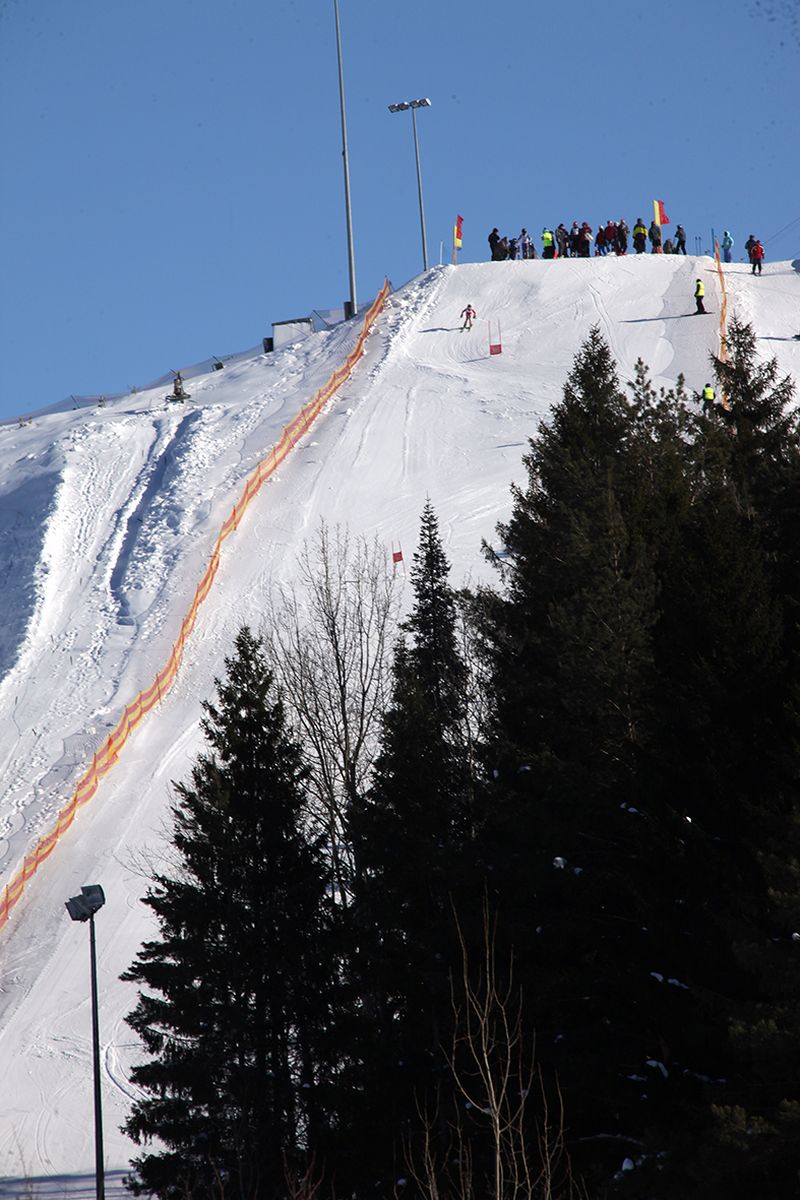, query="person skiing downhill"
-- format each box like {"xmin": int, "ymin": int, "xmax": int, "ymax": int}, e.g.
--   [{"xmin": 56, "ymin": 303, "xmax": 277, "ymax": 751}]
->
[
  {"xmin": 694, "ymin": 278, "xmax": 706, "ymax": 314},
  {"xmin": 460, "ymin": 304, "xmax": 477, "ymax": 331}
]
